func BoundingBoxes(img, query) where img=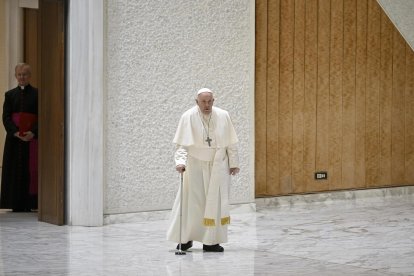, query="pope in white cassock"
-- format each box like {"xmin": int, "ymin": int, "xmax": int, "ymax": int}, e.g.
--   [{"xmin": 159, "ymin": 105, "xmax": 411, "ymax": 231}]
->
[{"xmin": 167, "ymin": 88, "xmax": 240, "ymax": 252}]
